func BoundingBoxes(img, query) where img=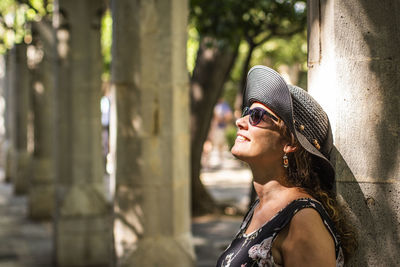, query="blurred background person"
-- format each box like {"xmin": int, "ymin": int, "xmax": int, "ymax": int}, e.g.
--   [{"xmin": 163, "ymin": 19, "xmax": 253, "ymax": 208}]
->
[{"xmin": 211, "ymin": 98, "xmax": 233, "ymax": 167}]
